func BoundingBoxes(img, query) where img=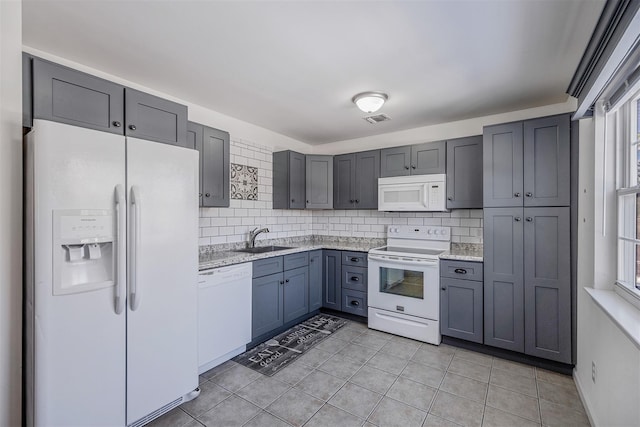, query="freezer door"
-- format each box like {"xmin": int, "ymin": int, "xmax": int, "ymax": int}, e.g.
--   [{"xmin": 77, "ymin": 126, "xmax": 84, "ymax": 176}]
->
[
  {"xmin": 26, "ymin": 120, "xmax": 126, "ymax": 426},
  {"xmin": 126, "ymin": 137, "xmax": 199, "ymax": 424}
]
